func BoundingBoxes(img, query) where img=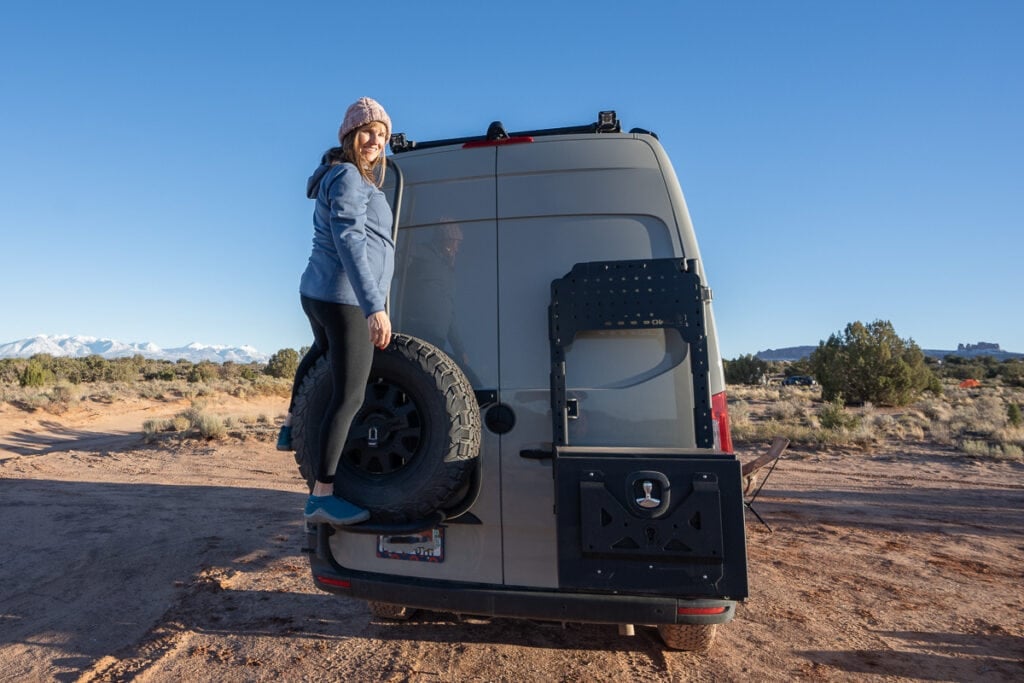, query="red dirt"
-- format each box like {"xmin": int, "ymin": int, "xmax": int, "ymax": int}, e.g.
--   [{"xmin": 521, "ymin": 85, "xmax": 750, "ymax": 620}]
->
[{"xmin": 1, "ymin": 397, "xmax": 1022, "ymax": 681}]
